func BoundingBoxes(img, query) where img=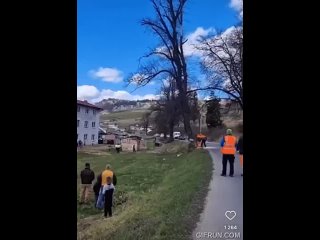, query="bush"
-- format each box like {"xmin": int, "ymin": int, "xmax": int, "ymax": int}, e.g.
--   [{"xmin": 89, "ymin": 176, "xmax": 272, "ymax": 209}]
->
[{"xmin": 113, "ymin": 190, "xmax": 128, "ymax": 207}]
